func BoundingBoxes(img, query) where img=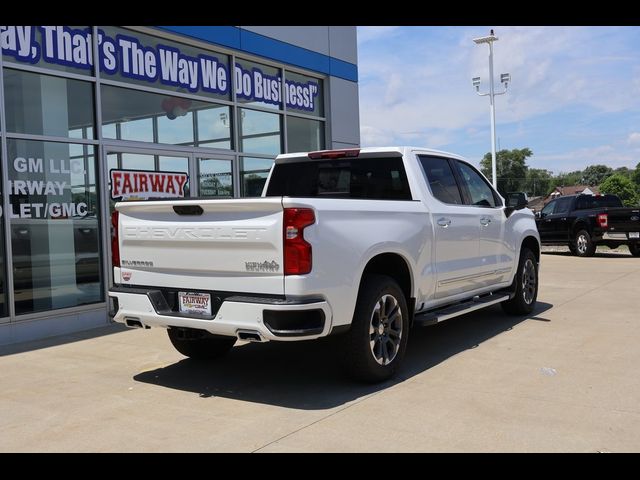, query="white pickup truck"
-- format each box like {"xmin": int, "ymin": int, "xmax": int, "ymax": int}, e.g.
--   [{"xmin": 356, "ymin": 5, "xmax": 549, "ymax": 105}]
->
[{"xmin": 109, "ymin": 147, "xmax": 540, "ymax": 382}]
